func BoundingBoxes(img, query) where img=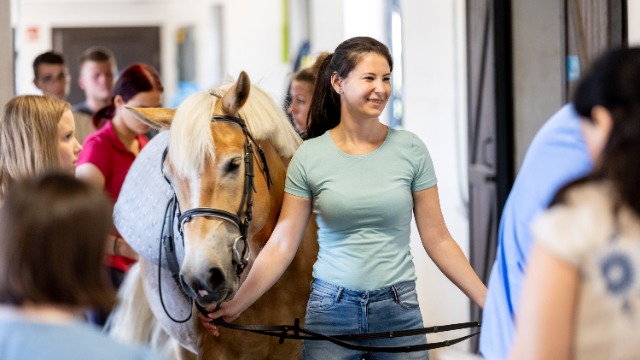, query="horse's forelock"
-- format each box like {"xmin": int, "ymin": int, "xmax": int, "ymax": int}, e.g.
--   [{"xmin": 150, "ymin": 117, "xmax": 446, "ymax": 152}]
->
[
  {"xmin": 168, "ymin": 92, "xmax": 216, "ymax": 177},
  {"xmin": 168, "ymin": 81, "xmax": 302, "ymax": 178}
]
